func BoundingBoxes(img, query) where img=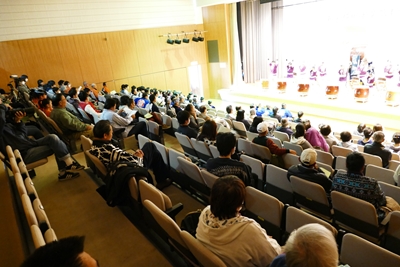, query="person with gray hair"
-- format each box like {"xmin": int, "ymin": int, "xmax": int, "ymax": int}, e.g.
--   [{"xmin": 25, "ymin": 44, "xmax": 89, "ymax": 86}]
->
[
  {"xmin": 270, "ymin": 223, "xmax": 338, "ymax": 267},
  {"xmin": 364, "ymin": 131, "xmax": 392, "ymax": 168}
]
